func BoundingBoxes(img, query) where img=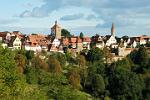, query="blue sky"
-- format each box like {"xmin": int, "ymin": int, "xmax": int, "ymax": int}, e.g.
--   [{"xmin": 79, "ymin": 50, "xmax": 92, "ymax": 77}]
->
[{"xmin": 0, "ymin": 0, "xmax": 150, "ymax": 36}]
